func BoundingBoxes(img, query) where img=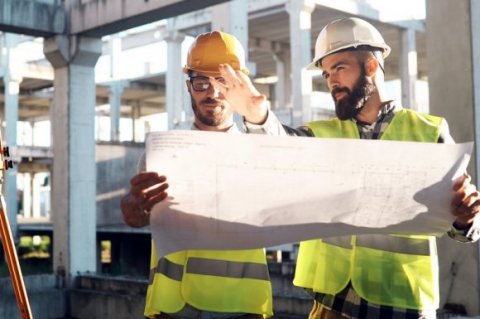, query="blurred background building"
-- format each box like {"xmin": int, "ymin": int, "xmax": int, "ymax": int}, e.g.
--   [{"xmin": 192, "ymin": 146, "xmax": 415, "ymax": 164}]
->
[{"xmin": 0, "ymin": 0, "xmax": 479, "ymax": 318}]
